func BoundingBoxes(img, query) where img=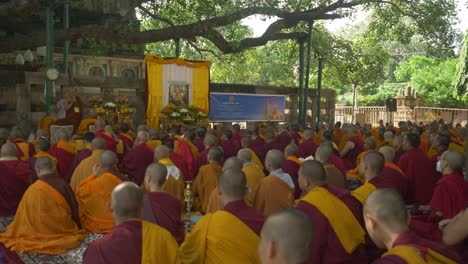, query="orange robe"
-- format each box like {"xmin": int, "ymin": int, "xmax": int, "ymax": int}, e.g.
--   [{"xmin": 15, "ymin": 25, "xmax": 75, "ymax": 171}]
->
[
  {"xmin": 77, "ymin": 118, "xmax": 96, "ymax": 136},
  {"xmin": 37, "ymin": 116, "xmax": 55, "ymax": 137},
  {"xmin": 159, "ymin": 158, "xmax": 186, "ymax": 202},
  {"xmin": 146, "ymin": 139, "xmax": 162, "ymax": 150},
  {"xmin": 0, "ymin": 180, "xmax": 86, "ymax": 254},
  {"xmin": 242, "ymin": 163, "xmax": 265, "ymax": 204},
  {"xmin": 192, "ymin": 163, "xmax": 223, "ymax": 213},
  {"xmin": 70, "ymin": 149, "xmax": 104, "ymax": 192},
  {"xmin": 76, "ymin": 172, "xmax": 123, "ymax": 233},
  {"xmin": 253, "ymin": 175, "xmax": 294, "ymax": 216},
  {"xmin": 346, "ymin": 150, "xmax": 371, "ymax": 184}
]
